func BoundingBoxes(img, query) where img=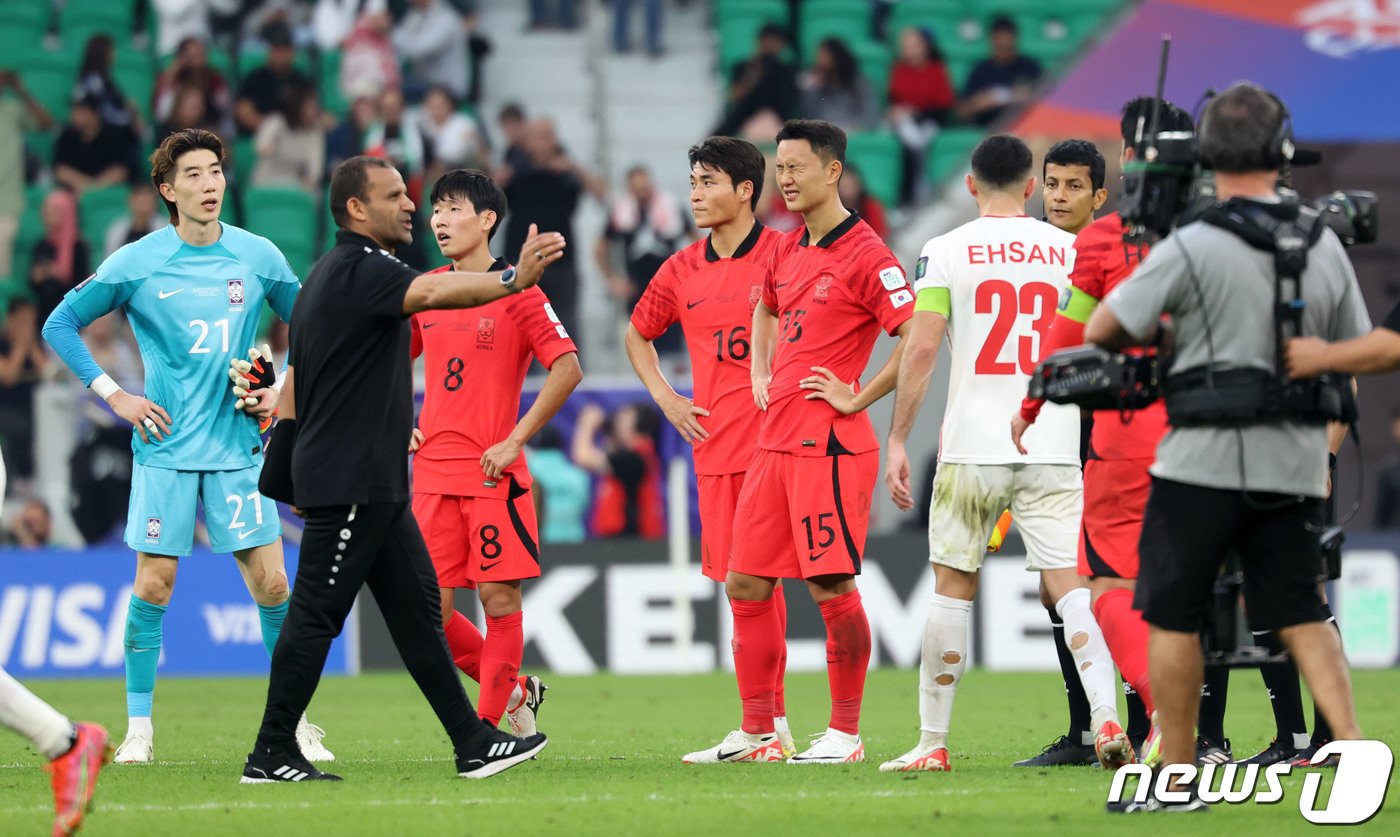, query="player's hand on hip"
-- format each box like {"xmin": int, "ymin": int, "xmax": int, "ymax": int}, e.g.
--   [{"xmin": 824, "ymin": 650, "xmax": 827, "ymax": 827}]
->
[
  {"xmin": 659, "ymin": 390, "xmax": 710, "ymax": 444},
  {"xmin": 1010, "ymin": 413, "xmax": 1031, "ymax": 456},
  {"xmin": 515, "ymin": 223, "xmax": 567, "ymax": 289},
  {"xmin": 1285, "ymin": 336, "xmax": 1329, "ymax": 379},
  {"xmin": 886, "ymin": 443, "xmax": 914, "ymax": 511},
  {"xmin": 751, "ymin": 371, "xmax": 772, "ymax": 411},
  {"xmin": 408, "ymin": 427, "xmax": 425, "ymax": 453},
  {"xmin": 481, "ymin": 437, "xmax": 522, "ymax": 479},
  {"xmin": 110, "ymin": 391, "xmax": 173, "ymax": 444},
  {"xmin": 800, "ymin": 366, "xmax": 858, "ymax": 414}
]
